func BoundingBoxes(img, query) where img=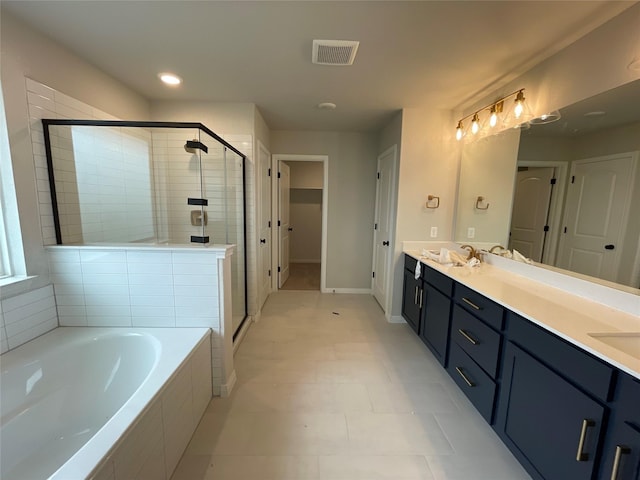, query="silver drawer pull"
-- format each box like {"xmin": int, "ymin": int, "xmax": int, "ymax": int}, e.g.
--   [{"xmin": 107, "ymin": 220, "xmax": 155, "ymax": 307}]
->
[
  {"xmin": 414, "ymin": 285, "xmax": 418, "ymax": 305},
  {"xmin": 462, "ymin": 297, "xmax": 481, "ymax": 310},
  {"xmin": 458, "ymin": 329, "xmax": 479, "ymax": 345},
  {"xmin": 418, "ymin": 288, "xmax": 423, "ymax": 308},
  {"xmin": 576, "ymin": 419, "xmax": 595, "ymax": 461},
  {"xmin": 610, "ymin": 445, "xmax": 631, "ymax": 480},
  {"xmin": 455, "ymin": 367, "xmax": 475, "ymax": 387}
]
